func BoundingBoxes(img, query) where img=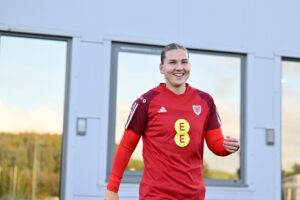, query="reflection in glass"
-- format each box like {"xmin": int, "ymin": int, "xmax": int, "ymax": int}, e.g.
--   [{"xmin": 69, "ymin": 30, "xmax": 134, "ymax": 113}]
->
[
  {"xmin": 0, "ymin": 35, "xmax": 67, "ymax": 200},
  {"xmin": 189, "ymin": 53, "xmax": 241, "ymax": 180},
  {"xmin": 282, "ymin": 60, "xmax": 300, "ymax": 200},
  {"xmin": 114, "ymin": 45, "xmax": 242, "ymax": 180},
  {"xmin": 115, "ymin": 51, "xmax": 162, "ymax": 171}
]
